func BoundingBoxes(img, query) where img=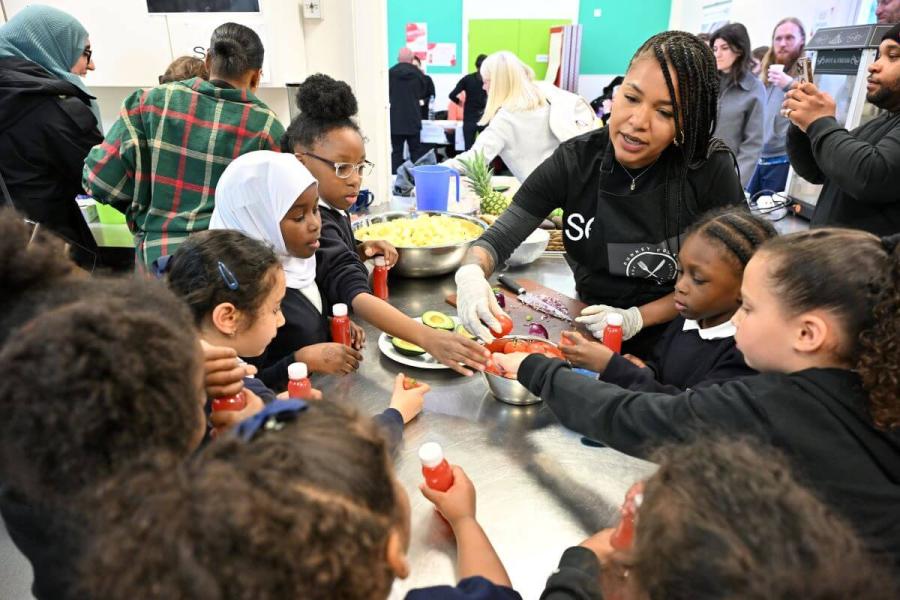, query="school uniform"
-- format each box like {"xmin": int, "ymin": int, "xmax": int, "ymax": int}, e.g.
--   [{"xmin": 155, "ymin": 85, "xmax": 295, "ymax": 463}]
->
[
  {"xmin": 316, "ymin": 201, "xmax": 372, "ymax": 308},
  {"xmin": 406, "ymin": 576, "xmax": 521, "ymax": 599},
  {"xmin": 601, "ymin": 316, "xmax": 755, "ymax": 393},
  {"xmin": 474, "ymin": 127, "xmax": 744, "ymax": 355},
  {"xmin": 540, "ymin": 547, "xmax": 603, "ymax": 599},
  {"xmin": 518, "ymin": 357, "xmax": 900, "ymax": 570}
]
